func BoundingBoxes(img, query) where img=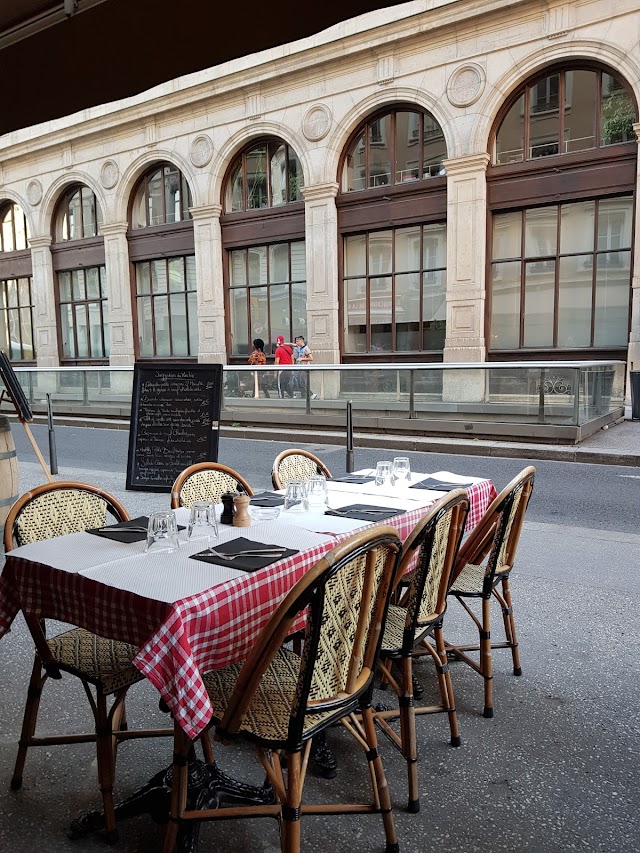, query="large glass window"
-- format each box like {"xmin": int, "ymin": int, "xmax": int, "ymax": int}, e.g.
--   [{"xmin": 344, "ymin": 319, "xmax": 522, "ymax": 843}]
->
[
  {"xmin": 58, "ymin": 266, "xmax": 110, "ymax": 359},
  {"xmin": 228, "ymin": 242, "xmax": 306, "ymax": 355},
  {"xmin": 135, "ymin": 256, "xmax": 197, "ymax": 357},
  {"xmin": 343, "ymin": 224, "xmax": 446, "ymax": 354},
  {"xmin": 0, "ymin": 277, "xmax": 35, "ymax": 361},
  {"xmin": 1, "ymin": 203, "xmax": 30, "ymax": 252},
  {"xmin": 225, "ymin": 141, "xmax": 304, "ymax": 212},
  {"xmin": 342, "ymin": 108, "xmax": 446, "ymax": 191},
  {"xmin": 131, "ymin": 164, "xmax": 193, "ymax": 228},
  {"xmin": 55, "ymin": 185, "xmax": 102, "ymax": 241},
  {"xmin": 495, "ymin": 68, "xmax": 637, "ymax": 165},
  {"xmin": 490, "ymin": 197, "xmax": 633, "ymax": 350}
]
